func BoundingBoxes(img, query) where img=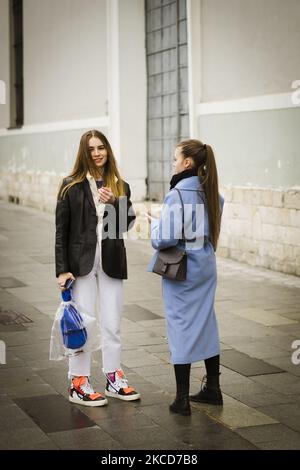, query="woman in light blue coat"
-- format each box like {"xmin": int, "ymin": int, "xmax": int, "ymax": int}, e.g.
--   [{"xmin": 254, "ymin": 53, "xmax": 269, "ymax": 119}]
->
[{"xmin": 148, "ymin": 139, "xmax": 224, "ymax": 416}]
